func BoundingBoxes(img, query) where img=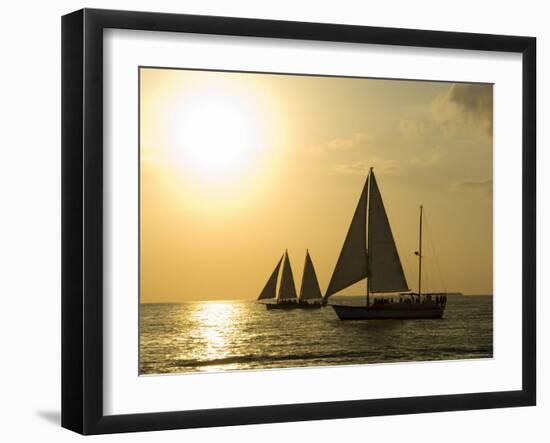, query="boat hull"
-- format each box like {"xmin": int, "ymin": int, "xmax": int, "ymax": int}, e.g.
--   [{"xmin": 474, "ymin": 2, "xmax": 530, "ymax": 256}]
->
[
  {"xmin": 331, "ymin": 303, "xmax": 445, "ymax": 320},
  {"xmin": 264, "ymin": 301, "xmax": 324, "ymax": 310}
]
